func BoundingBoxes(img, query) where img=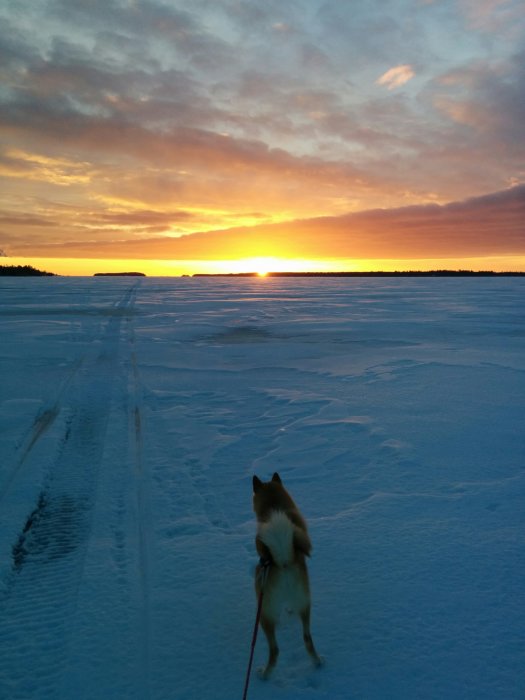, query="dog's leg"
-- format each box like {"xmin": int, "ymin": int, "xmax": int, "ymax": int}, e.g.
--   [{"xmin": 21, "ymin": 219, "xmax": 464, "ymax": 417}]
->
[
  {"xmin": 258, "ymin": 614, "xmax": 279, "ymax": 679},
  {"xmin": 300, "ymin": 606, "xmax": 323, "ymax": 667}
]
